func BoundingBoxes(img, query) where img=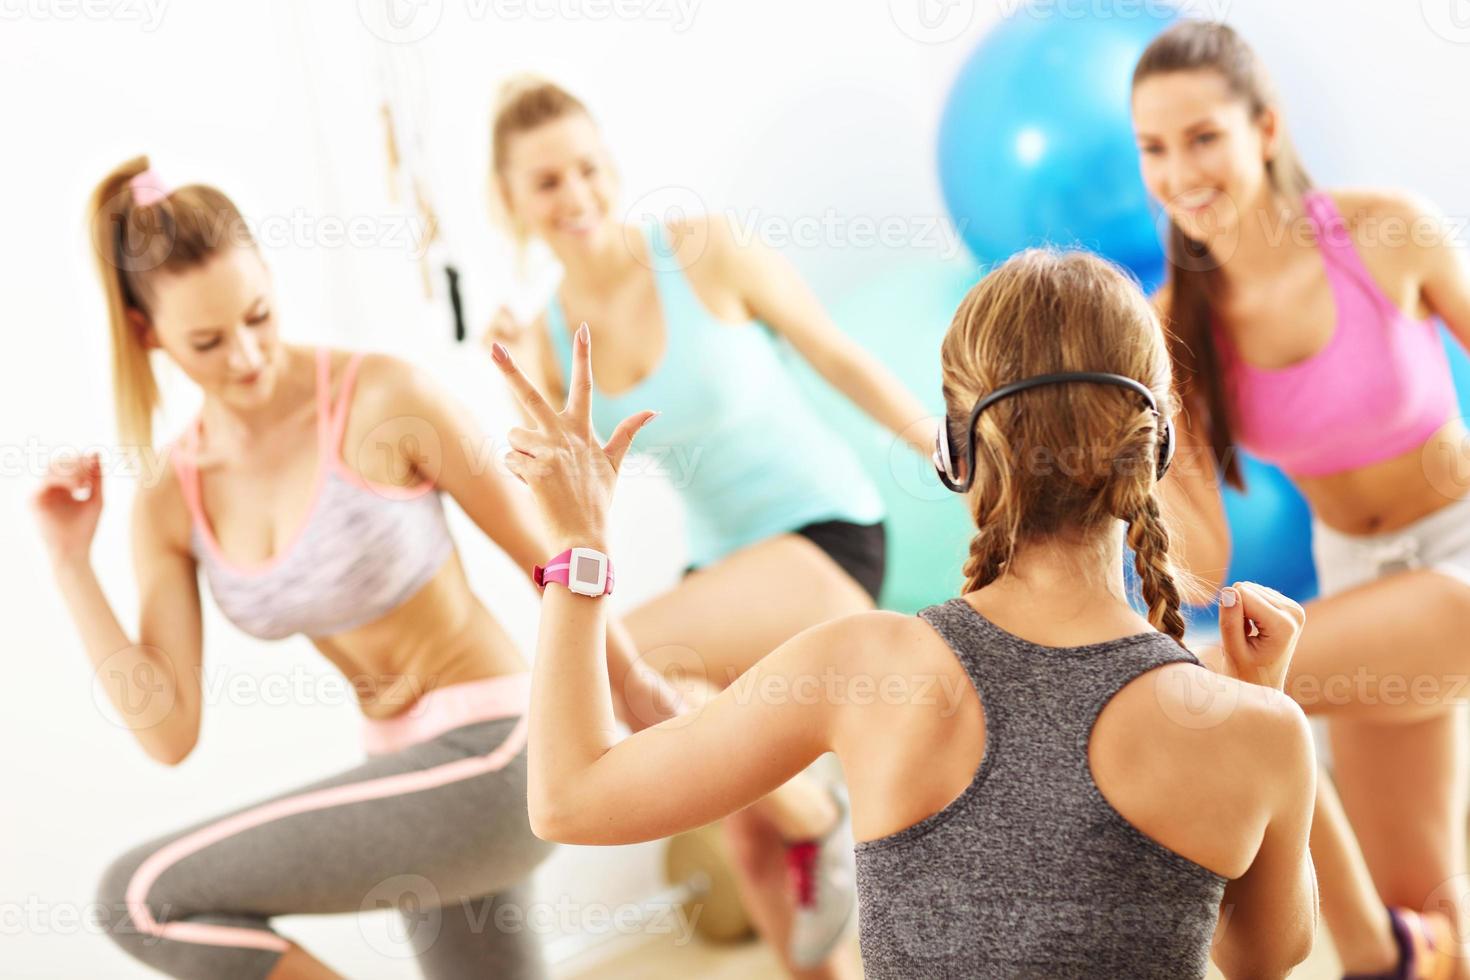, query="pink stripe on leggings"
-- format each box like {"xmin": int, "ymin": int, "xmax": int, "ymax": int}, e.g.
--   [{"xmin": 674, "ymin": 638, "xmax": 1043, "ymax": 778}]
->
[{"xmin": 124, "ymin": 714, "xmax": 528, "ymax": 952}]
